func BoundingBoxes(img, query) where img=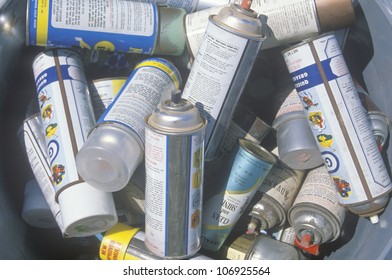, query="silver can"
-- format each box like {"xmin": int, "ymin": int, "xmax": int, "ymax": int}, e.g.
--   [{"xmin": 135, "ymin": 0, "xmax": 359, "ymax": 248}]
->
[
  {"xmin": 181, "ymin": 3, "xmax": 264, "ymax": 161},
  {"xmin": 144, "ymin": 90, "xmax": 207, "ymax": 259}
]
